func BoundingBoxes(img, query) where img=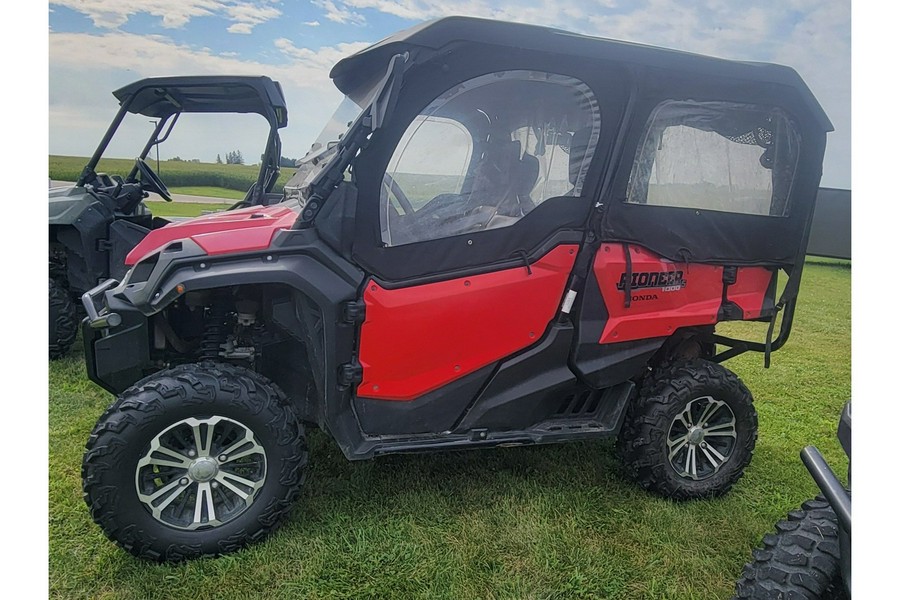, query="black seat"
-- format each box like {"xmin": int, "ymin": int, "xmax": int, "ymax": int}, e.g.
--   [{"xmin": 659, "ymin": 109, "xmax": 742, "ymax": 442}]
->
[{"xmin": 511, "ymin": 153, "xmax": 540, "ymax": 215}]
